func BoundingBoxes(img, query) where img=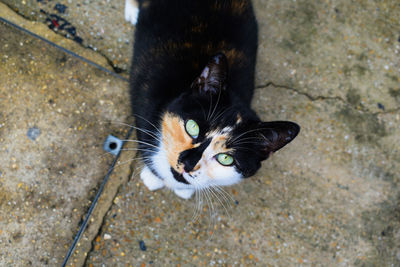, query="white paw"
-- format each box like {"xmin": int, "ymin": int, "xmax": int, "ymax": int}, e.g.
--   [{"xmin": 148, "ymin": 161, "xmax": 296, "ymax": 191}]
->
[
  {"xmin": 140, "ymin": 166, "xmax": 164, "ymax": 191},
  {"xmin": 174, "ymin": 188, "xmax": 195, "ymax": 199},
  {"xmin": 125, "ymin": 0, "xmax": 139, "ymax": 25}
]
